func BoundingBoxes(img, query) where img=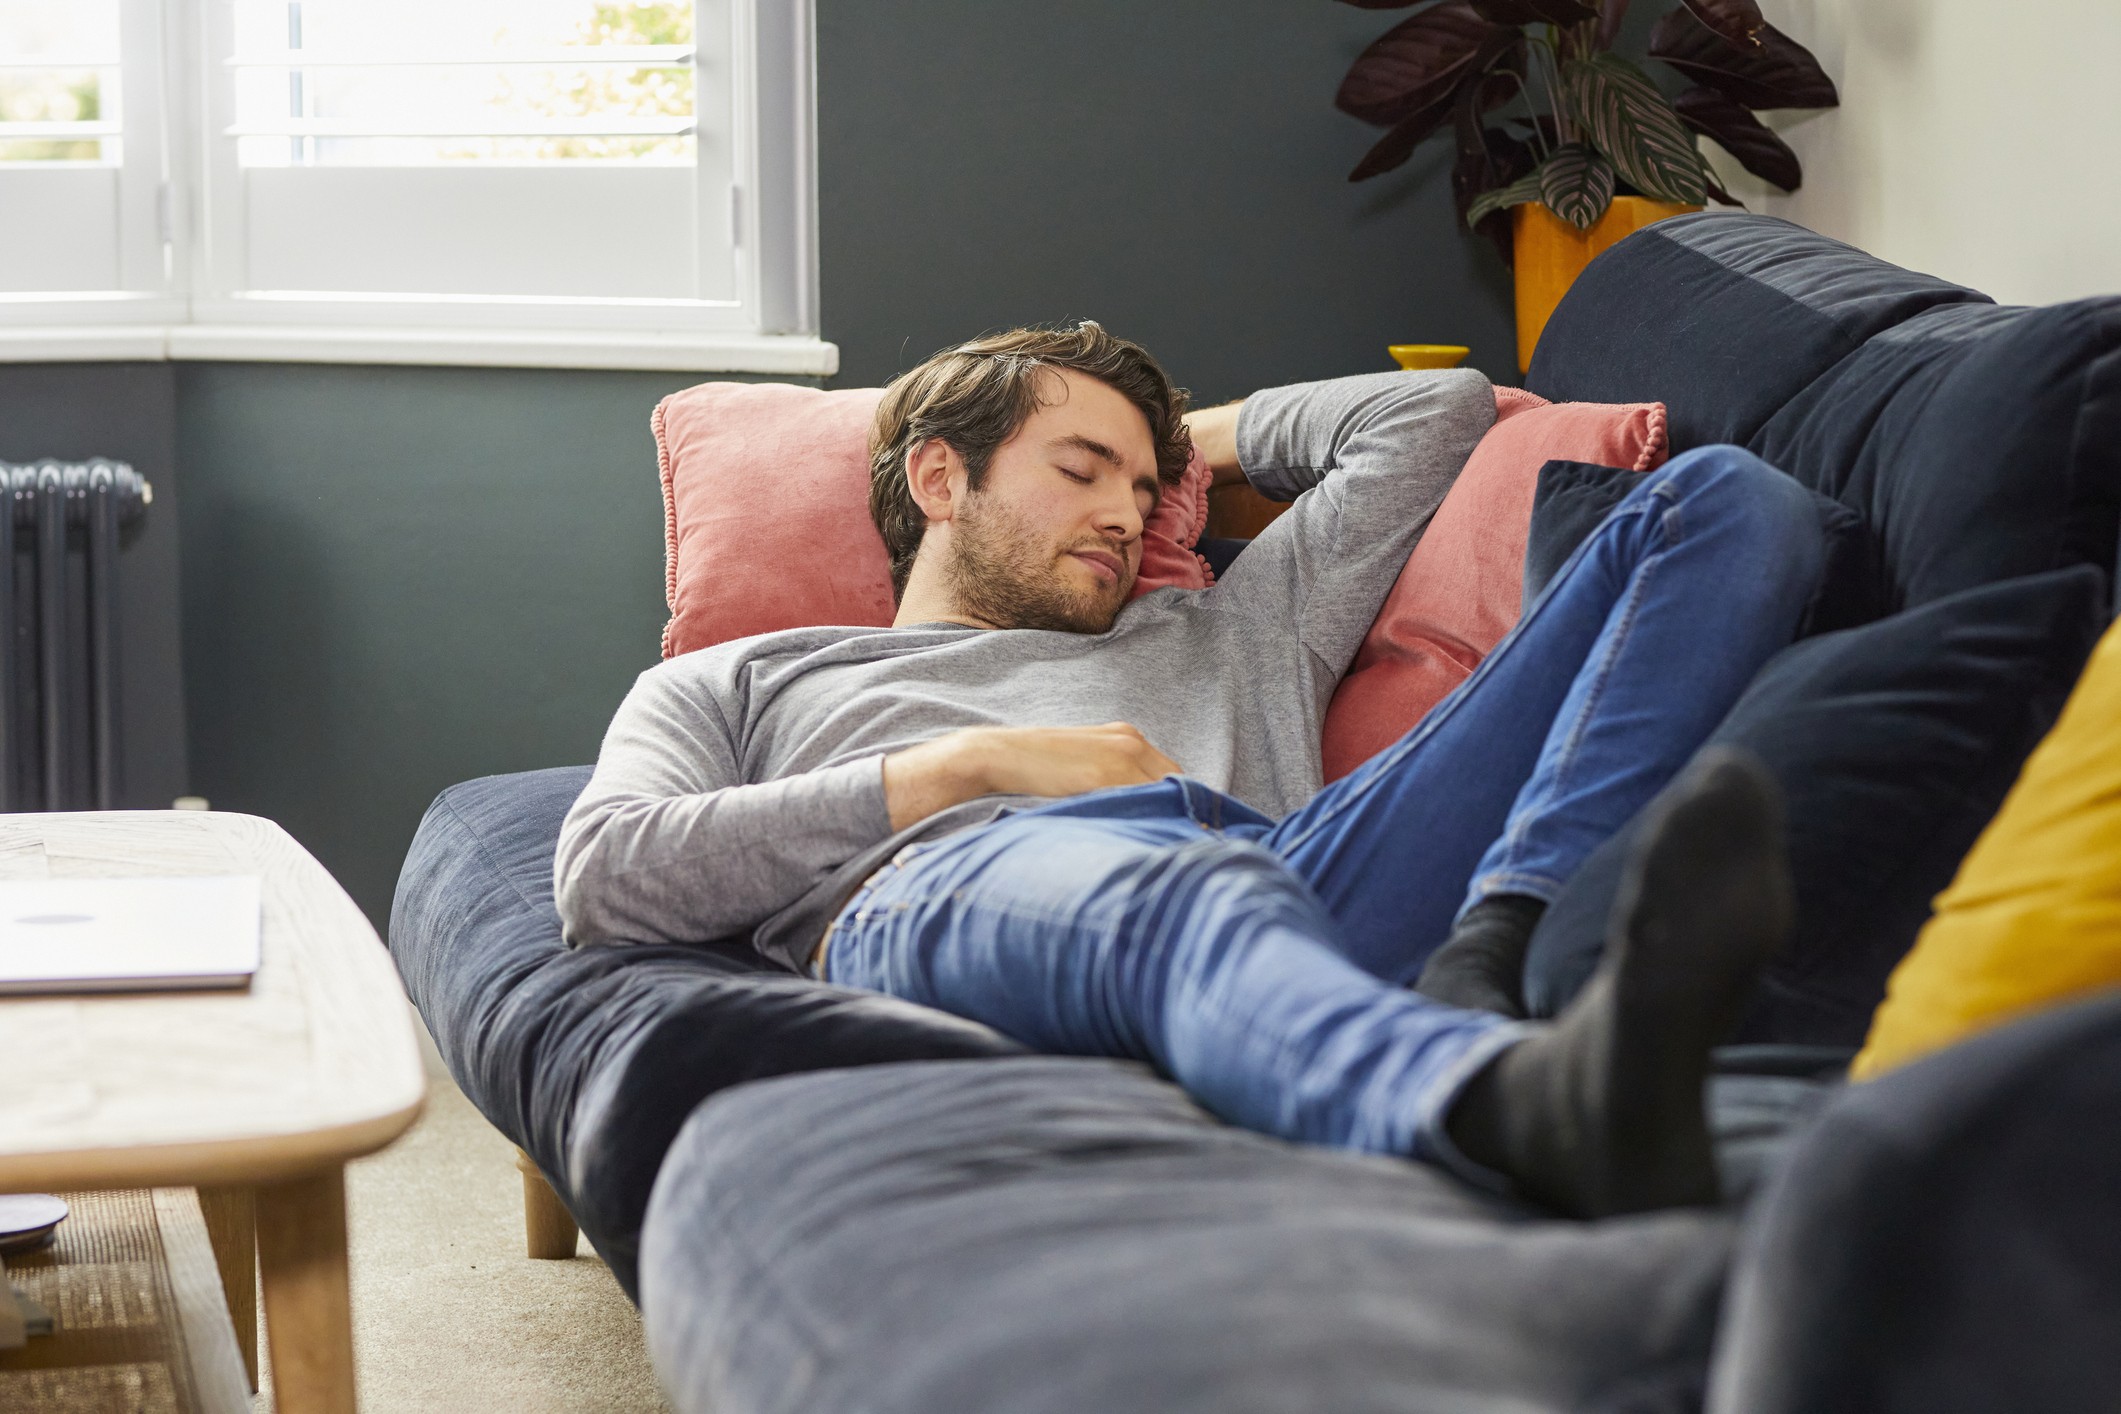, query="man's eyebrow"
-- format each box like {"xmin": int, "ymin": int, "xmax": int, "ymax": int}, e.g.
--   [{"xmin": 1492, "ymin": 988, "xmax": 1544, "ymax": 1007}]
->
[{"xmin": 1051, "ymin": 433, "xmax": 1124, "ymax": 465}]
